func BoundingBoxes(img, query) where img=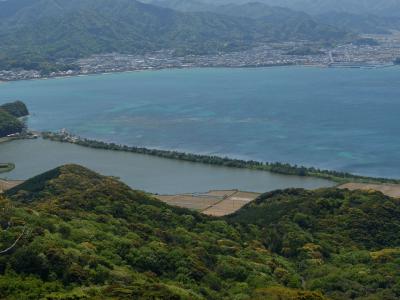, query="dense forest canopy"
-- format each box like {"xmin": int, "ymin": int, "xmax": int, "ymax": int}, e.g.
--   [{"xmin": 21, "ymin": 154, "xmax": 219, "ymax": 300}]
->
[
  {"xmin": 0, "ymin": 101, "xmax": 28, "ymax": 137},
  {"xmin": 0, "ymin": 111, "xmax": 23, "ymax": 138},
  {"xmin": 0, "ymin": 101, "xmax": 29, "ymax": 118},
  {"xmin": 1, "ymin": 164, "xmax": 400, "ymax": 299}
]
